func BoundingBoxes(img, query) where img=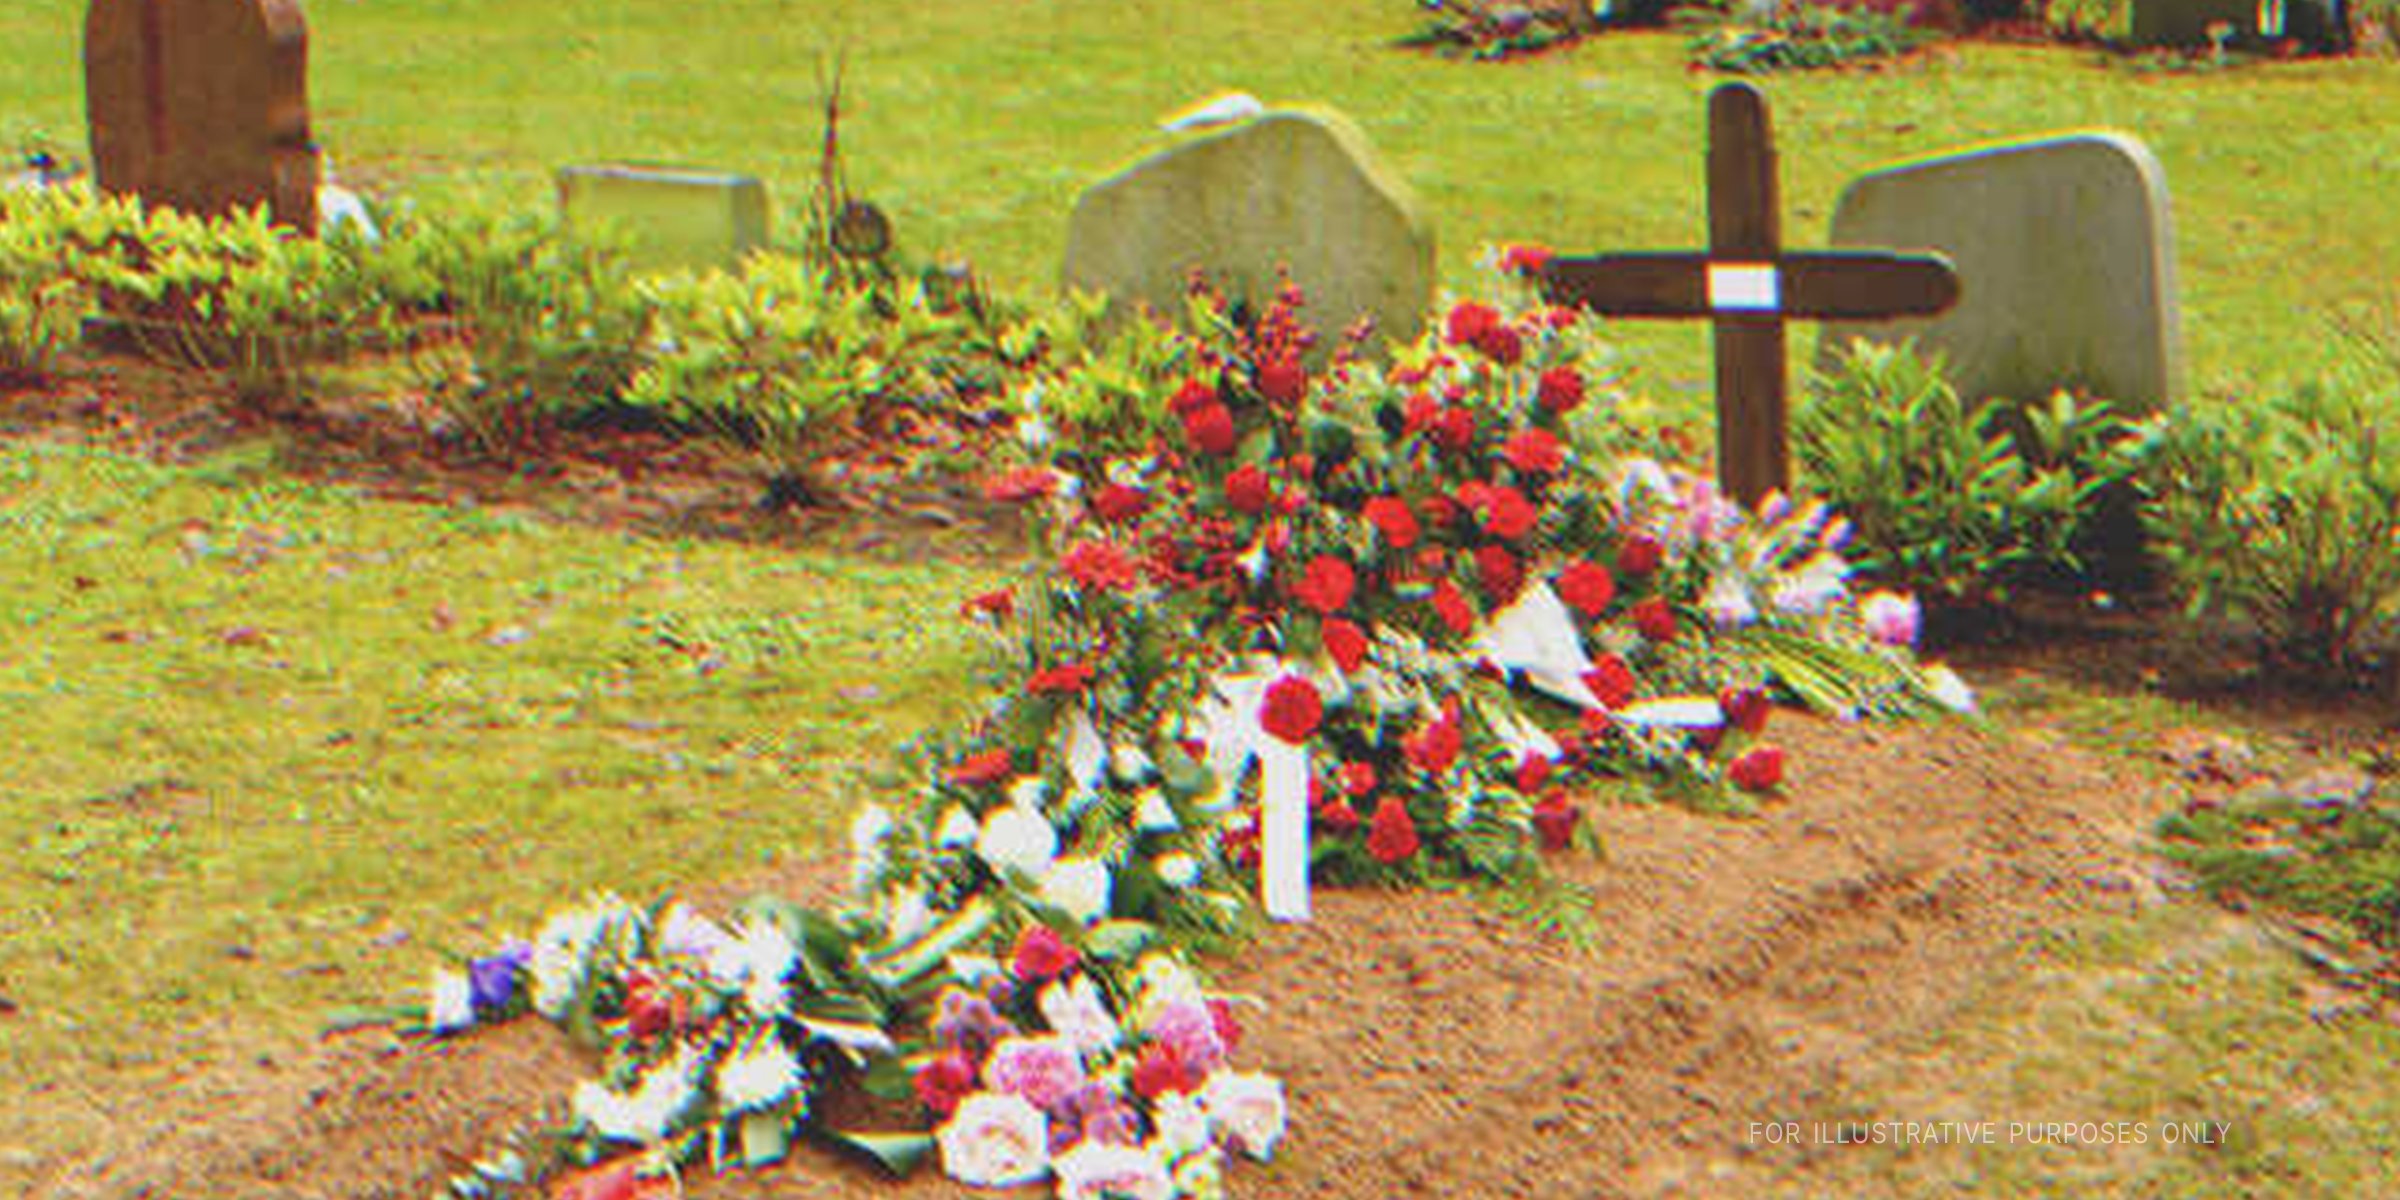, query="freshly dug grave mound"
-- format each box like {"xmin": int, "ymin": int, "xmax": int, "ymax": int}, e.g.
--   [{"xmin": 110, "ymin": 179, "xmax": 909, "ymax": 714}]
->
[{"xmin": 43, "ymin": 712, "xmax": 2161, "ymax": 1200}]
